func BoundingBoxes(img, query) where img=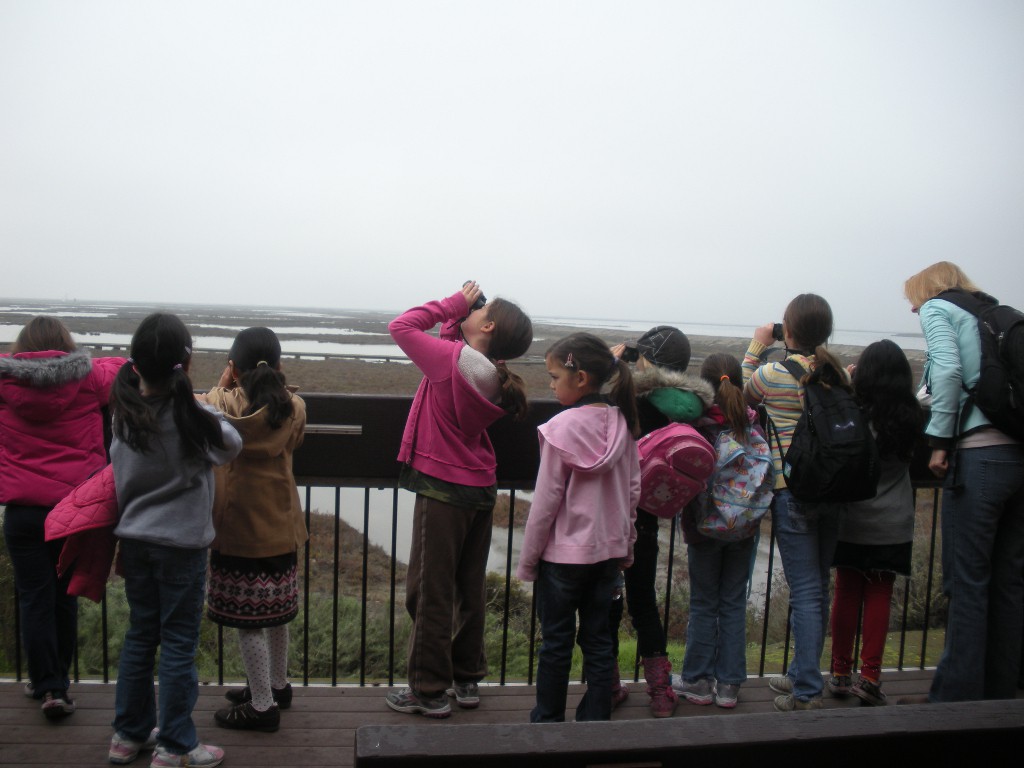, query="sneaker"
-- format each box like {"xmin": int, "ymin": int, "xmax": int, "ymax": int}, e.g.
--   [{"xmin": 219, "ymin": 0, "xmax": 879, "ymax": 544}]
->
[
  {"xmin": 214, "ymin": 701, "xmax": 281, "ymax": 732},
  {"xmin": 671, "ymin": 676, "xmax": 714, "ymax": 706},
  {"xmin": 773, "ymin": 693, "xmax": 822, "ymax": 712},
  {"xmin": 150, "ymin": 744, "xmax": 224, "ymax": 768},
  {"xmin": 385, "ymin": 687, "xmax": 451, "ymax": 718},
  {"xmin": 446, "ymin": 681, "xmax": 480, "ymax": 709},
  {"xmin": 851, "ymin": 677, "xmax": 887, "ymax": 706},
  {"xmin": 23, "ymin": 682, "xmax": 35, "ymax": 699},
  {"xmin": 41, "ymin": 690, "xmax": 75, "ymax": 720},
  {"xmin": 224, "ymin": 682, "xmax": 293, "ymax": 710},
  {"xmin": 827, "ymin": 674, "xmax": 852, "ymax": 697},
  {"xmin": 768, "ymin": 675, "xmax": 793, "ymax": 695},
  {"xmin": 109, "ymin": 728, "xmax": 159, "ymax": 764},
  {"xmin": 714, "ymin": 682, "xmax": 740, "ymax": 709}
]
